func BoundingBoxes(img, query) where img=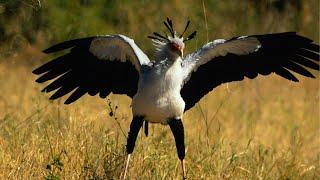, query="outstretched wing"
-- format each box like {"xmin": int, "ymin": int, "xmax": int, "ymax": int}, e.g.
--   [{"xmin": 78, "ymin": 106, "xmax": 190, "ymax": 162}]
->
[
  {"xmin": 181, "ymin": 32, "xmax": 319, "ymax": 111},
  {"xmin": 33, "ymin": 34, "xmax": 150, "ymax": 104}
]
